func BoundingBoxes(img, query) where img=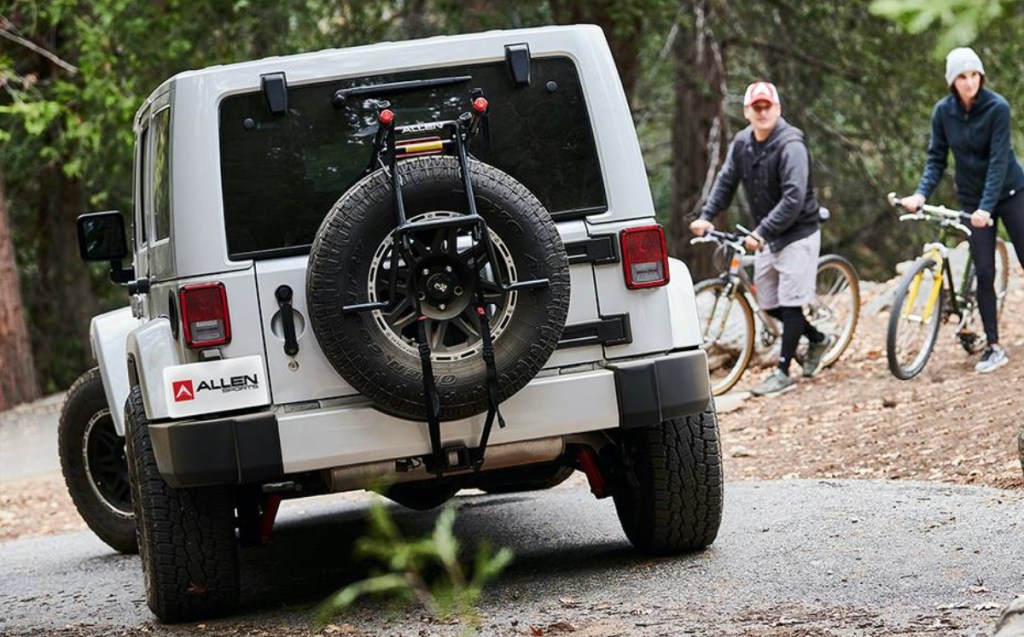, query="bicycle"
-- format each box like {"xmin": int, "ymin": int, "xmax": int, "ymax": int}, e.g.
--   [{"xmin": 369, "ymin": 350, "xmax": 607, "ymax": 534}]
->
[
  {"xmin": 884, "ymin": 193, "xmax": 1009, "ymax": 380},
  {"xmin": 691, "ymin": 226, "xmax": 860, "ymax": 396}
]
